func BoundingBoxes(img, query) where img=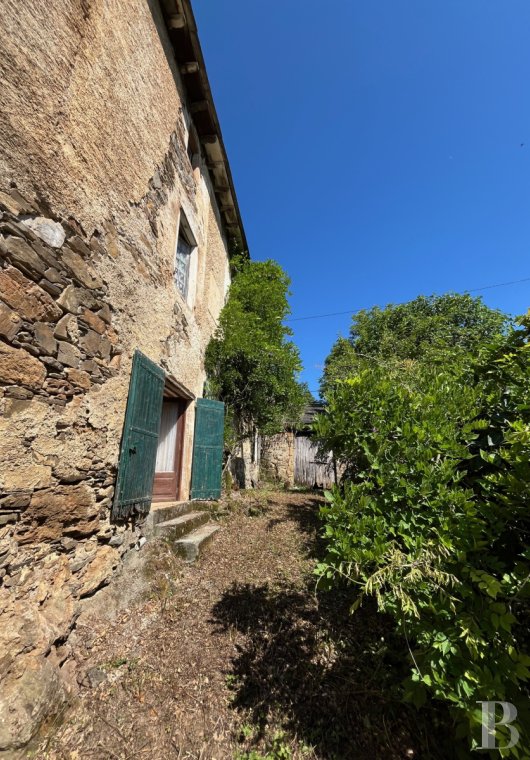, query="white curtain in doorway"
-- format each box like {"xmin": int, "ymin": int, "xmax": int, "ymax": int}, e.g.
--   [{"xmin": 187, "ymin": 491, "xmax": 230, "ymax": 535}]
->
[{"xmin": 155, "ymin": 402, "xmax": 179, "ymax": 472}]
